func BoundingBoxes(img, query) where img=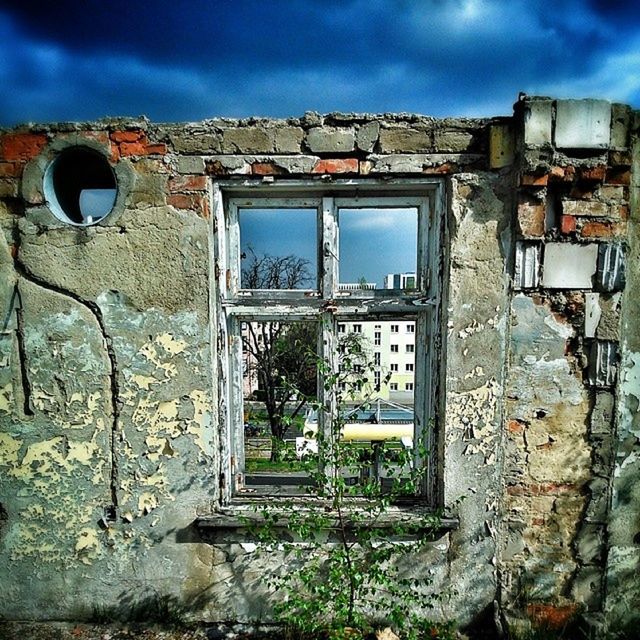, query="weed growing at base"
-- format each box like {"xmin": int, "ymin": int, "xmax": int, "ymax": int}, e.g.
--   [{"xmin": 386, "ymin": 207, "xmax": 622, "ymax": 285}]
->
[{"xmin": 249, "ymin": 338, "xmax": 455, "ymax": 640}]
